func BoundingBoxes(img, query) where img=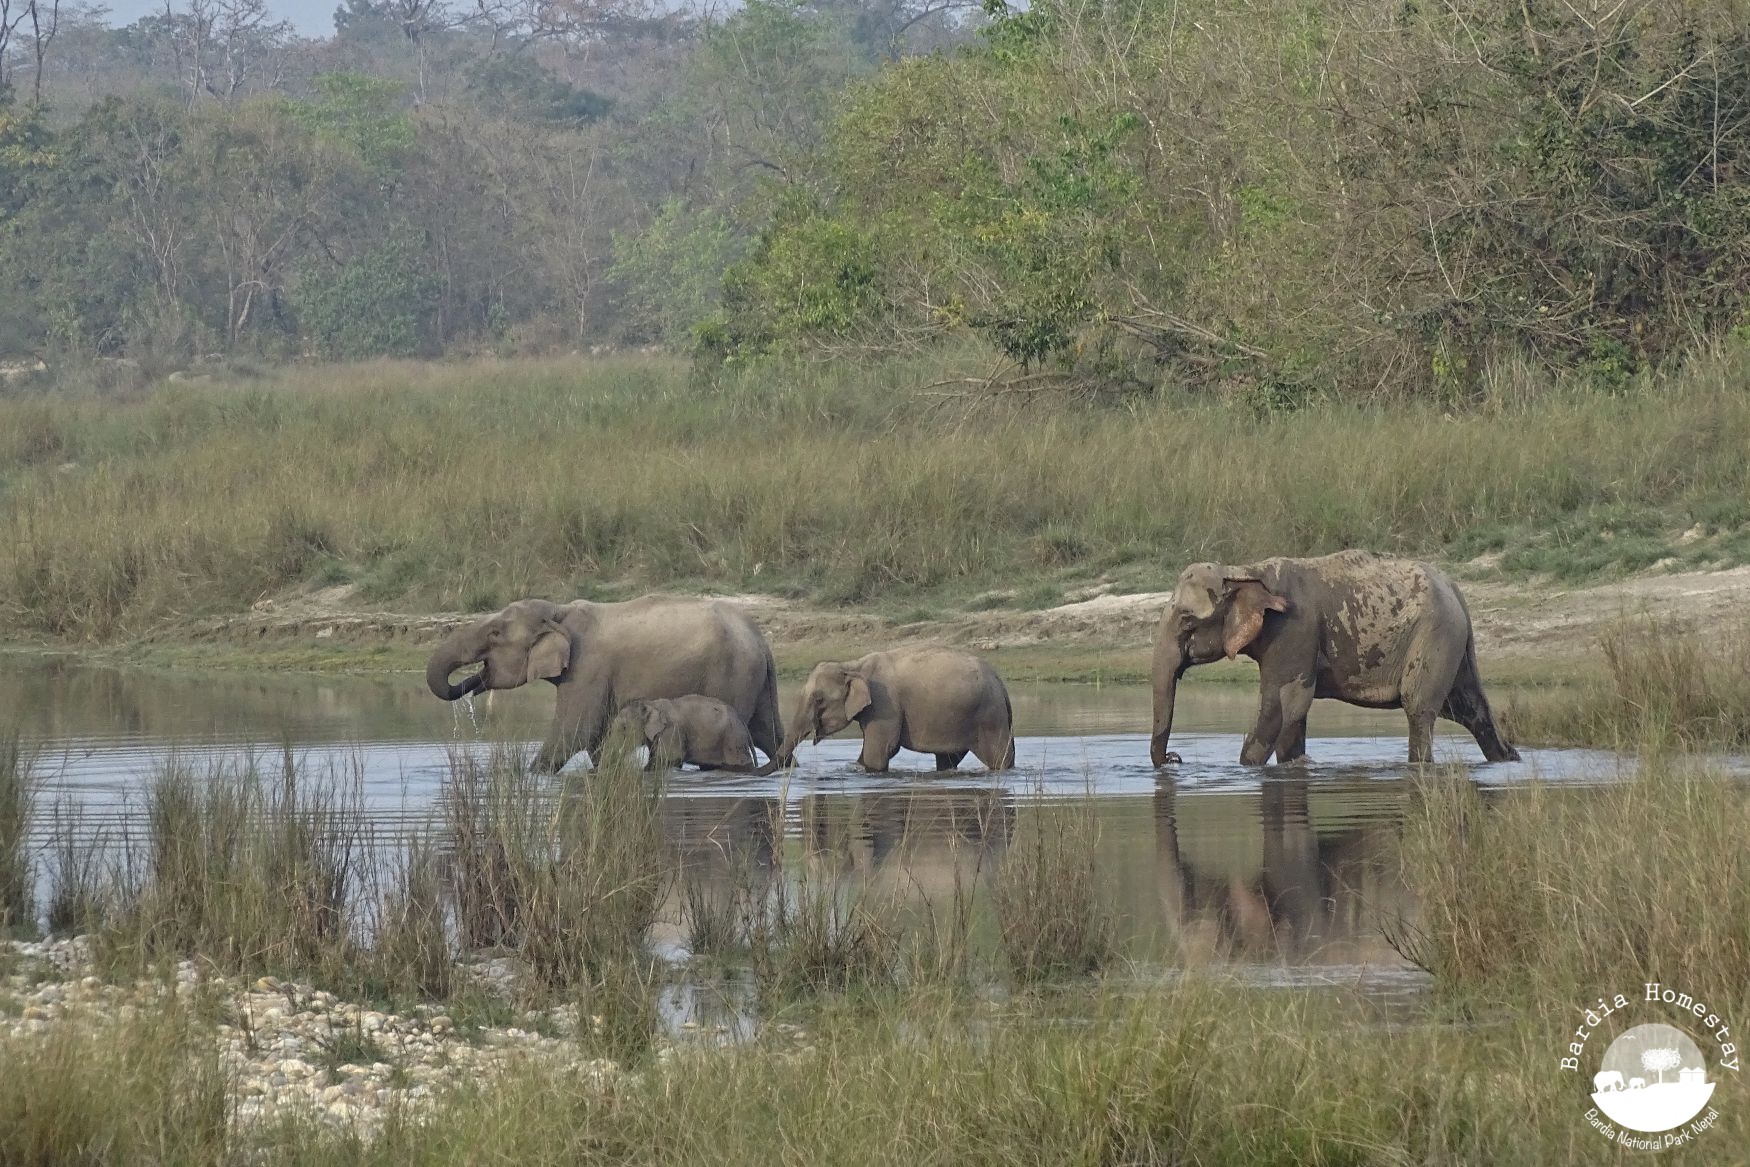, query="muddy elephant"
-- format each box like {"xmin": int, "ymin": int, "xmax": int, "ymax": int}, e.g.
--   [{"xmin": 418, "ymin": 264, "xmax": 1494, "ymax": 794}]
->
[
  {"xmin": 1151, "ymin": 550, "xmax": 1519, "ymax": 766},
  {"xmin": 1593, "ymin": 1070, "xmax": 1625, "ymax": 1093},
  {"xmin": 608, "ymin": 696, "xmax": 763, "ymax": 773},
  {"xmin": 426, "ymin": 596, "xmax": 782, "ymax": 772},
  {"xmin": 768, "ymin": 647, "xmax": 1016, "ymax": 773}
]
